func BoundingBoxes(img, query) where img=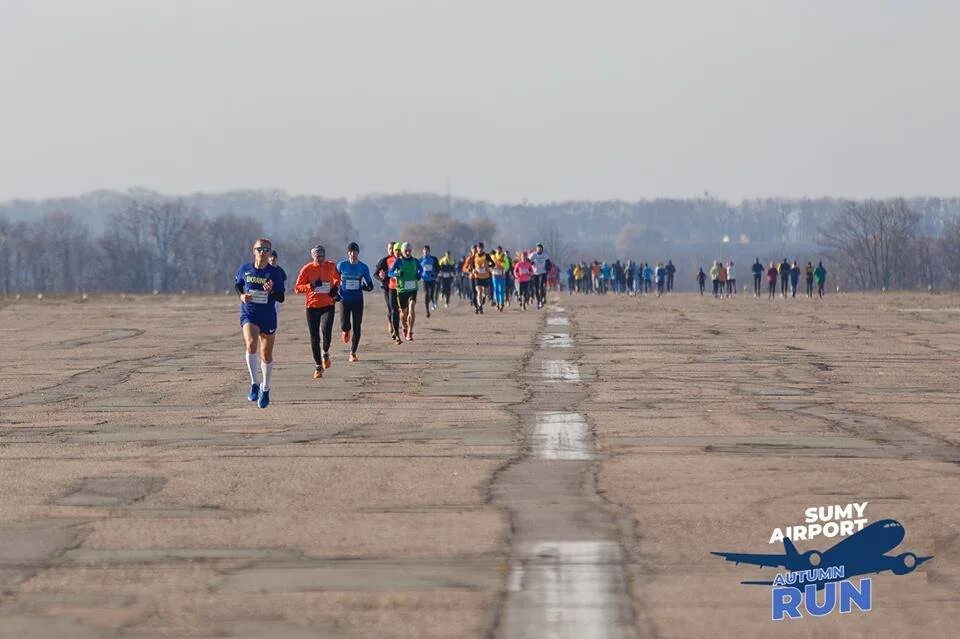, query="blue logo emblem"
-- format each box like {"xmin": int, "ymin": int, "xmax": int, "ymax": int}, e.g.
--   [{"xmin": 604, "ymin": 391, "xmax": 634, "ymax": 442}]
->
[{"xmin": 712, "ymin": 518, "xmax": 932, "ymax": 620}]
